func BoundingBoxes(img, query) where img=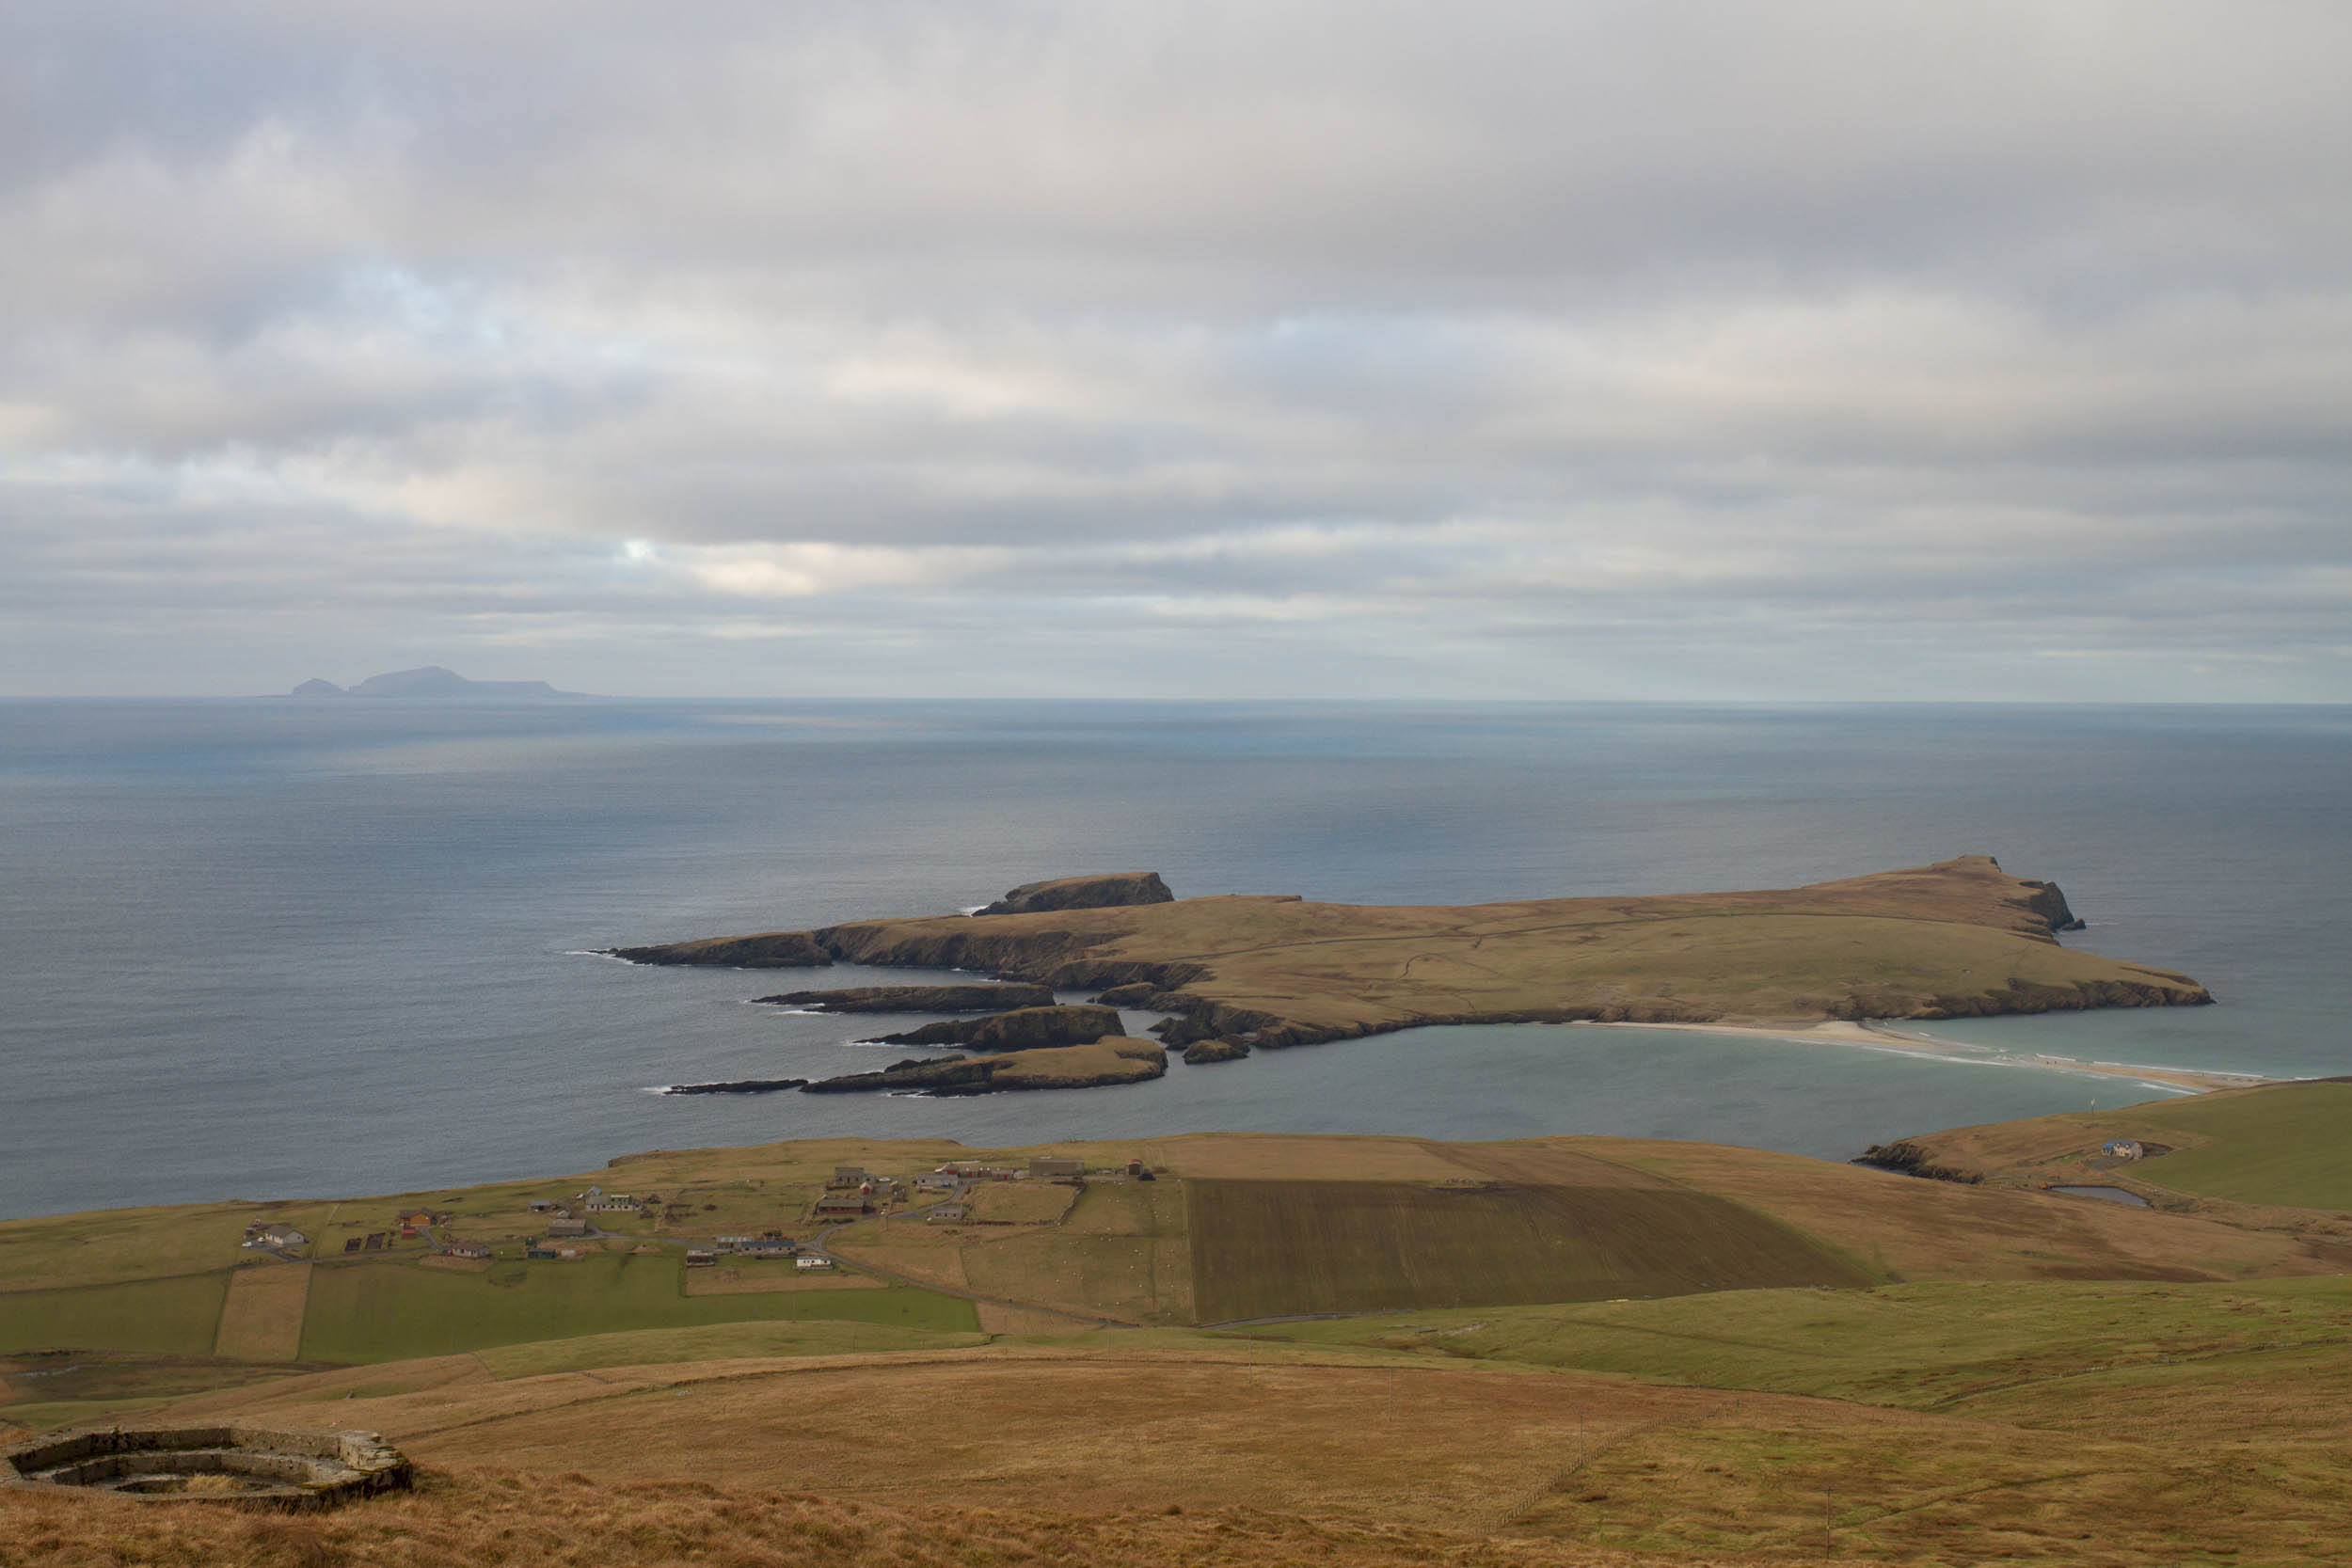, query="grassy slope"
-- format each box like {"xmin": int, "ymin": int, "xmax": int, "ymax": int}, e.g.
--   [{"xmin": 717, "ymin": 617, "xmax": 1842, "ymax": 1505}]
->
[
  {"xmin": 2120, "ymin": 1082, "xmax": 2352, "ymax": 1208},
  {"xmin": 75, "ymin": 1274, "xmax": 2351, "ymax": 1566}
]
